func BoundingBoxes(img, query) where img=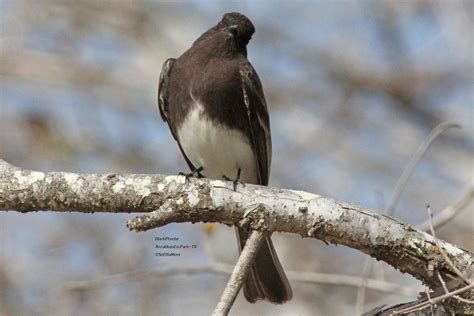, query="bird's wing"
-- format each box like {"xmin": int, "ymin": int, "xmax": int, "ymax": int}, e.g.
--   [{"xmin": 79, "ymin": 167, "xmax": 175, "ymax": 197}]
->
[
  {"xmin": 158, "ymin": 57, "xmax": 198, "ymax": 172},
  {"xmin": 158, "ymin": 58, "xmax": 176, "ymax": 124},
  {"xmin": 240, "ymin": 62, "xmax": 272, "ymax": 185},
  {"xmin": 238, "ymin": 64, "xmax": 291, "ymax": 304}
]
